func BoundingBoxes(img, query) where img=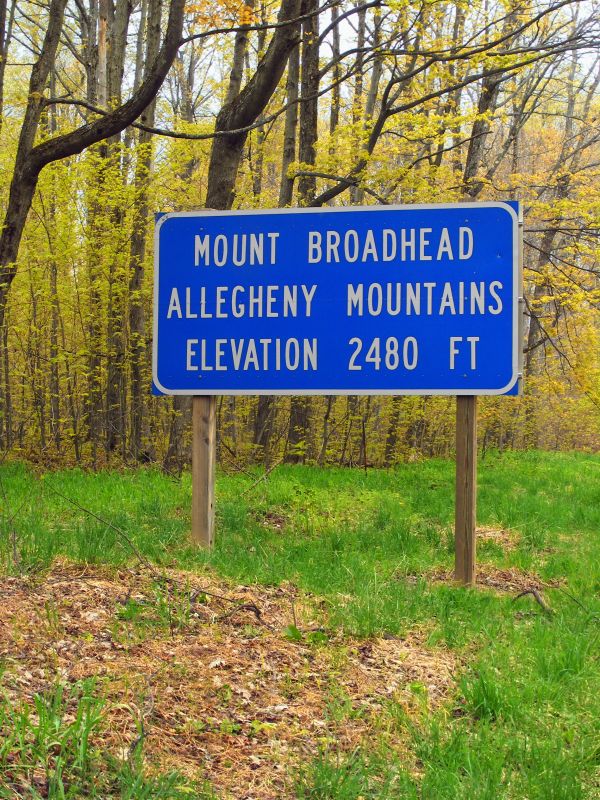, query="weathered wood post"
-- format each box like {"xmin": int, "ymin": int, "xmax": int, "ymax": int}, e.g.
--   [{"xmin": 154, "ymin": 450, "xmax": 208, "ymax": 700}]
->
[
  {"xmin": 191, "ymin": 395, "xmax": 217, "ymax": 548},
  {"xmin": 455, "ymin": 395, "xmax": 477, "ymax": 585}
]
